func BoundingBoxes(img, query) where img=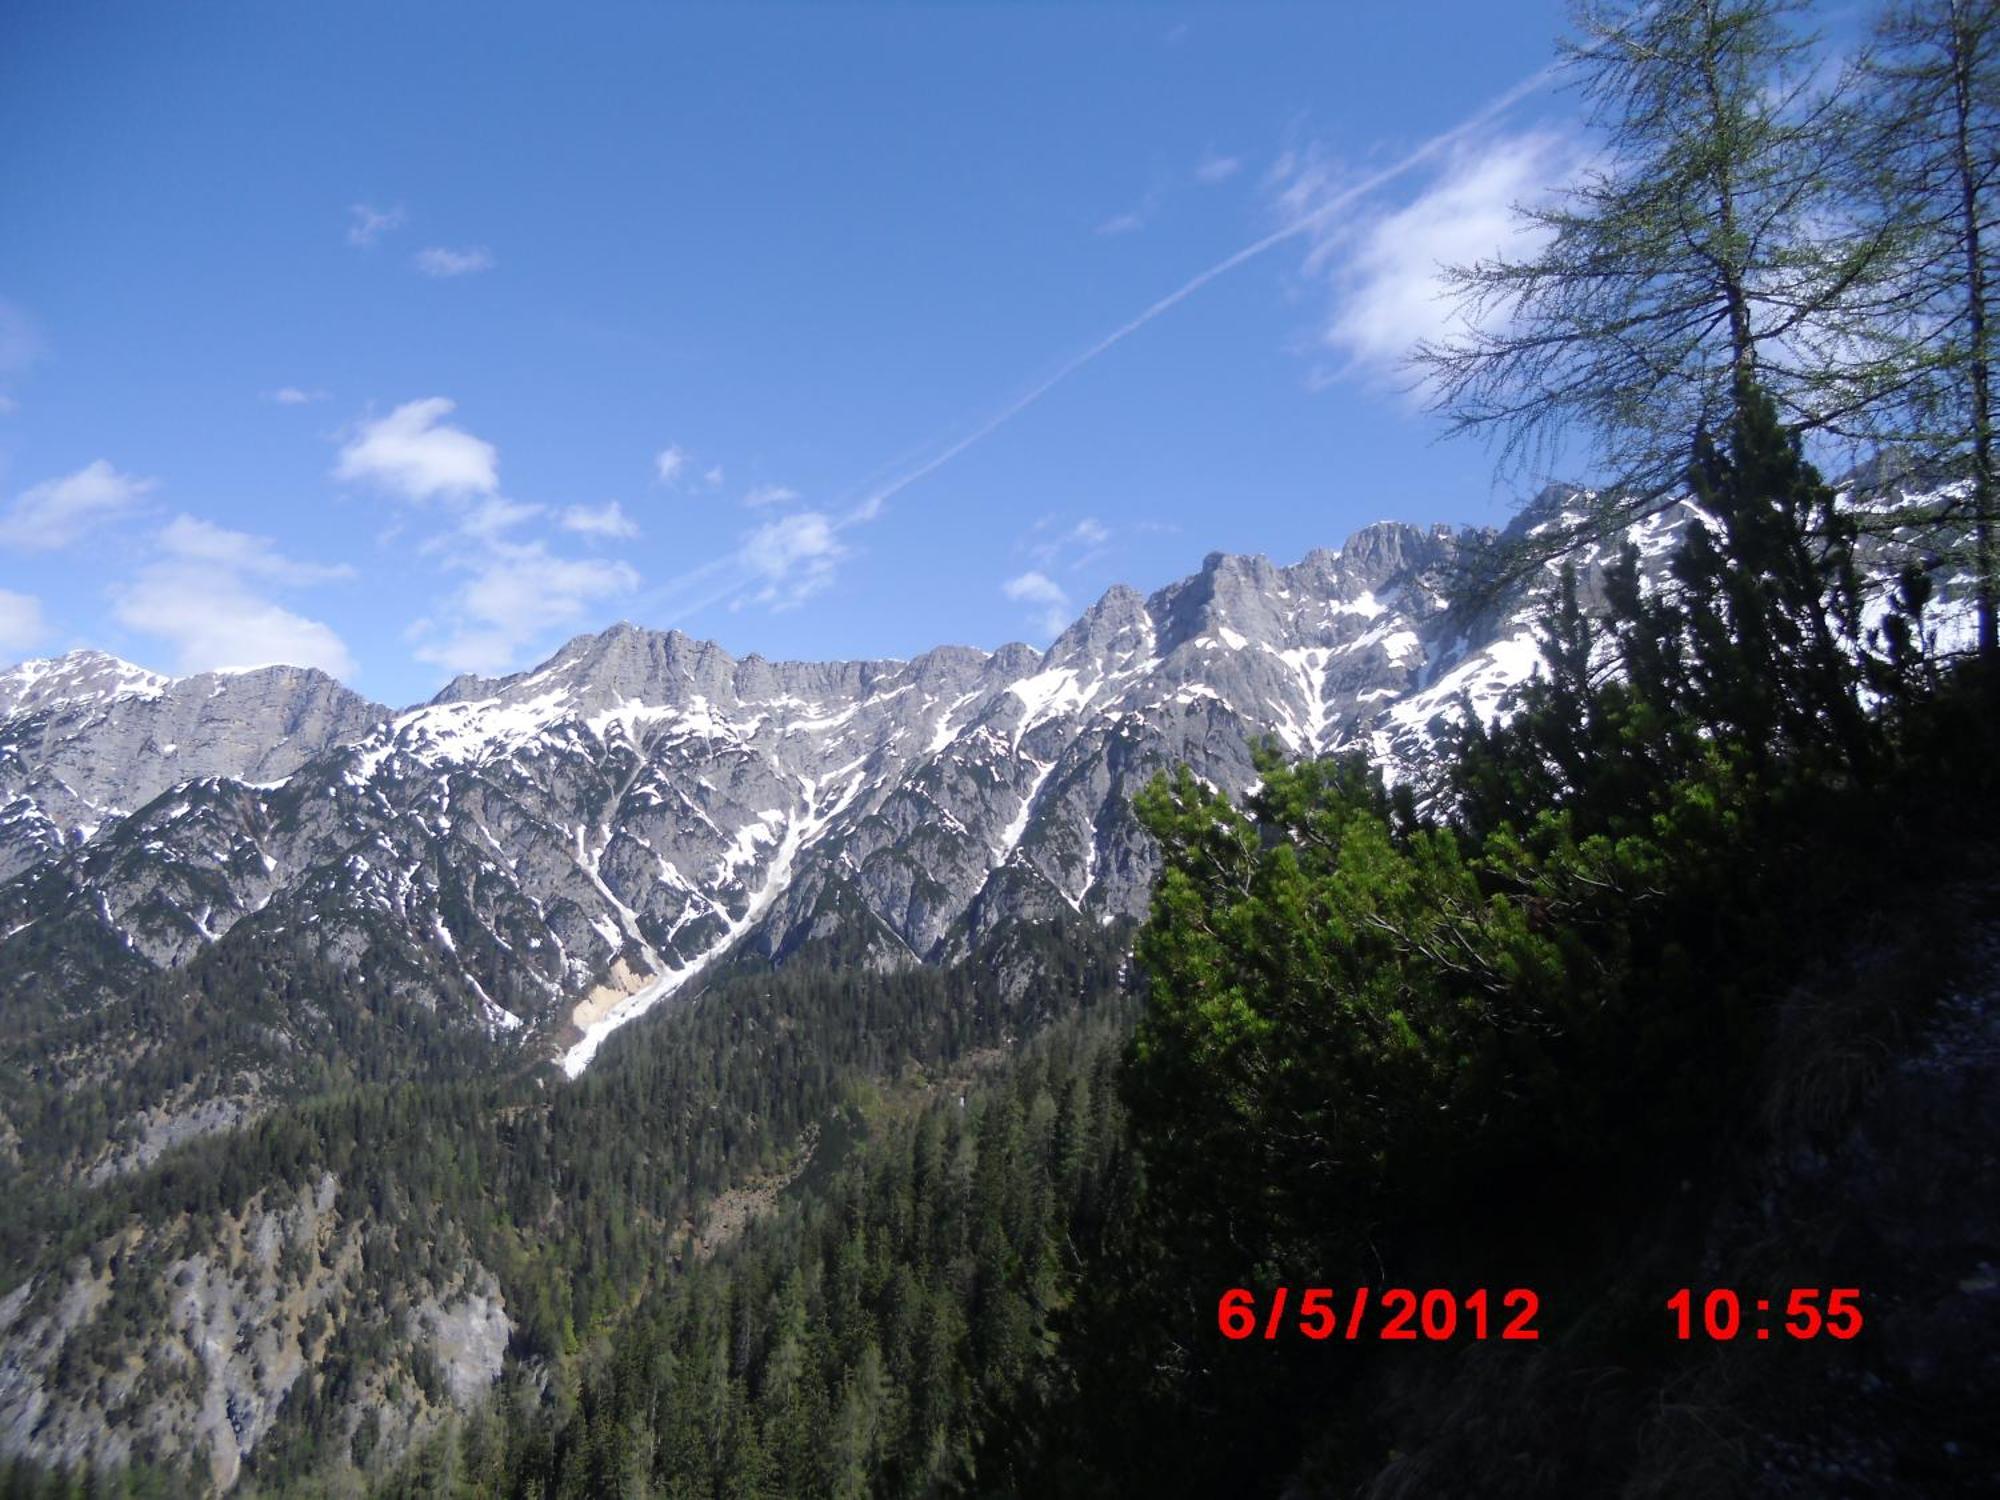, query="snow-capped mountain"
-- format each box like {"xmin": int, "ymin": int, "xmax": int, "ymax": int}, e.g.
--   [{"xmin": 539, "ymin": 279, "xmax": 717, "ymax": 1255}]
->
[
  {"xmin": 0, "ymin": 495, "xmax": 1980, "ymax": 1487},
  {"xmin": 12, "ymin": 496, "xmax": 1934, "ymax": 1080},
  {"xmin": 0, "ymin": 653, "xmax": 386, "ymax": 883}
]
